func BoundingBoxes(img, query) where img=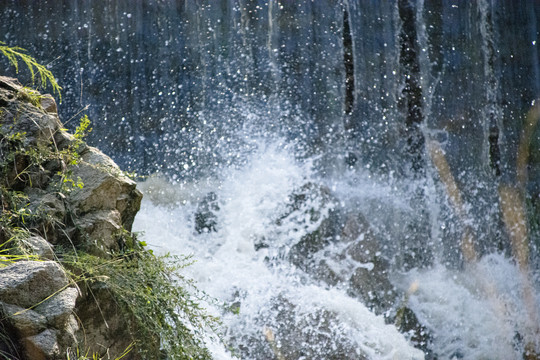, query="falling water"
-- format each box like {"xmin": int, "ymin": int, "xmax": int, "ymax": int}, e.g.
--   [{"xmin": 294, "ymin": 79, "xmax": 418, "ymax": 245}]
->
[{"xmin": 2, "ymin": 1, "xmax": 540, "ymax": 358}]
